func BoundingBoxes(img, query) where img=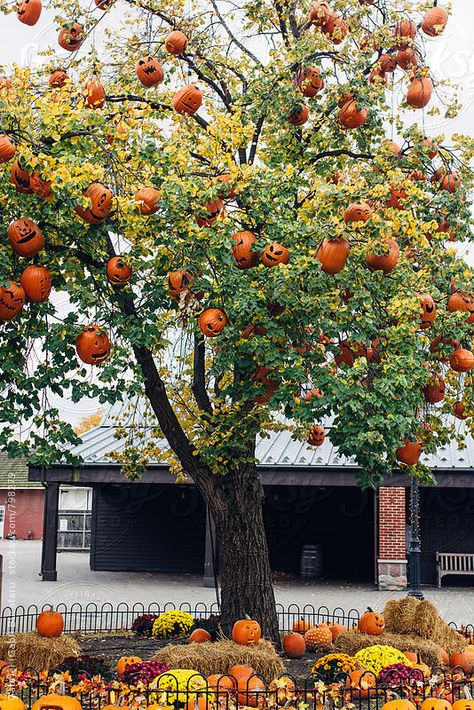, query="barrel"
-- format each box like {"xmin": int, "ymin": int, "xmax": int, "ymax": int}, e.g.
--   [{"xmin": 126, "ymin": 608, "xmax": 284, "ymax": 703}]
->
[{"xmin": 300, "ymin": 544, "xmax": 323, "ymax": 579}]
